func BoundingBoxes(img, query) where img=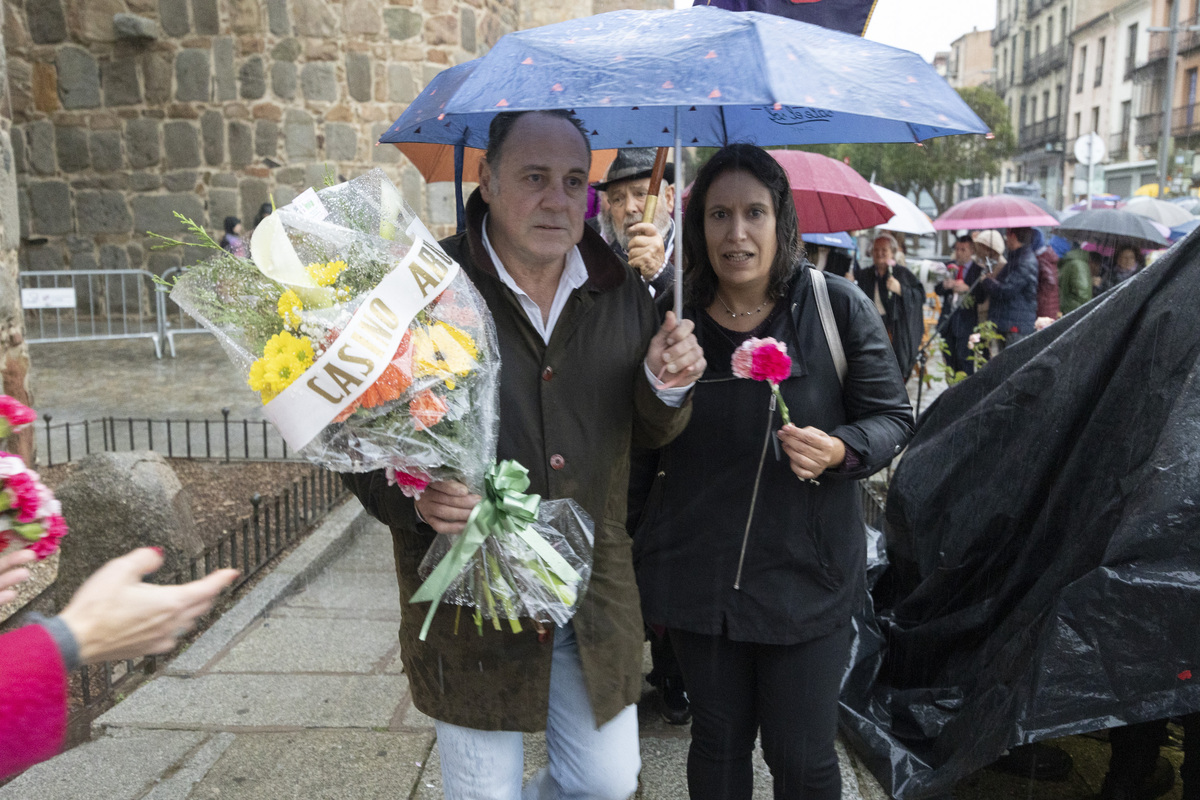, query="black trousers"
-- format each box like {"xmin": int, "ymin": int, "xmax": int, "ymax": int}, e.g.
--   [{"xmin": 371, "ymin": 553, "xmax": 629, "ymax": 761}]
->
[
  {"xmin": 1108, "ymin": 714, "xmax": 1200, "ymax": 799},
  {"xmin": 669, "ymin": 626, "xmax": 851, "ymax": 800}
]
